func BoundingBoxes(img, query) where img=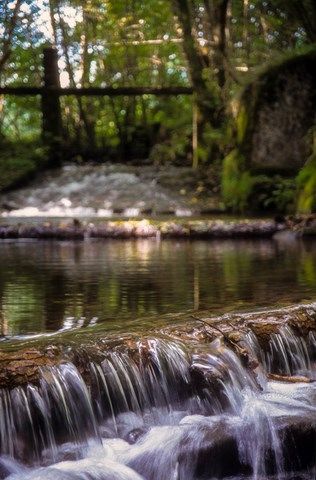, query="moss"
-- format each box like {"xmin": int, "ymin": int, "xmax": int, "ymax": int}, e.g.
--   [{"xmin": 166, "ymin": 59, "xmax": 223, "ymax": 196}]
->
[
  {"xmin": 0, "ymin": 141, "xmax": 49, "ymax": 192},
  {"xmin": 221, "ymin": 149, "xmax": 254, "ymax": 212},
  {"xmin": 236, "ymin": 105, "xmax": 248, "ymax": 146},
  {"xmin": 297, "ymin": 130, "xmax": 316, "ymax": 213}
]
